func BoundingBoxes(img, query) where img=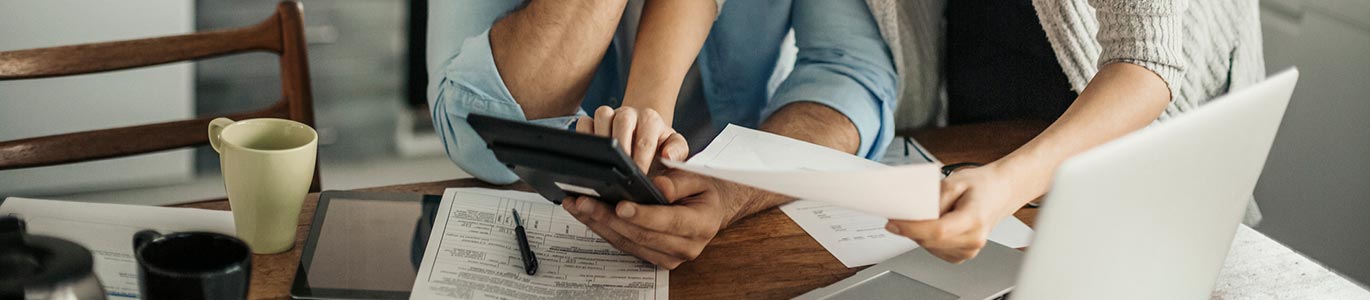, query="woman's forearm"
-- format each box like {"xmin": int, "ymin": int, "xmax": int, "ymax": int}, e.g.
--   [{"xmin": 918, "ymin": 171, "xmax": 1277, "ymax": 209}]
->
[
  {"xmin": 994, "ymin": 63, "xmax": 1172, "ymax": 203},
  {"xmin": 620, "ymin": 0, "xmax": 718, "ymax": 125}
]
